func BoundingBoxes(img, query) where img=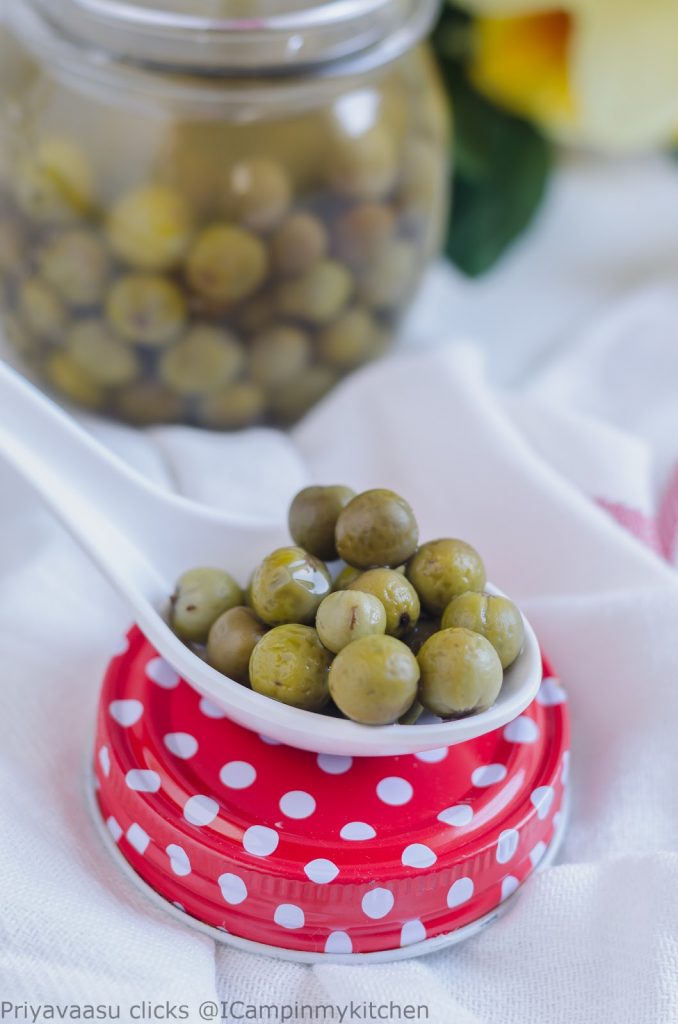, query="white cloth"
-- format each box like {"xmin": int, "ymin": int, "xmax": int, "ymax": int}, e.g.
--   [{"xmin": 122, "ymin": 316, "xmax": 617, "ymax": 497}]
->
[
  {"xmin": 2, "ymin": 121, "xmax": 678, "ymax": 1019},
  {"xmin": 2, "ymin": 284, "xmax": 678, "ymax": 1023}
]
